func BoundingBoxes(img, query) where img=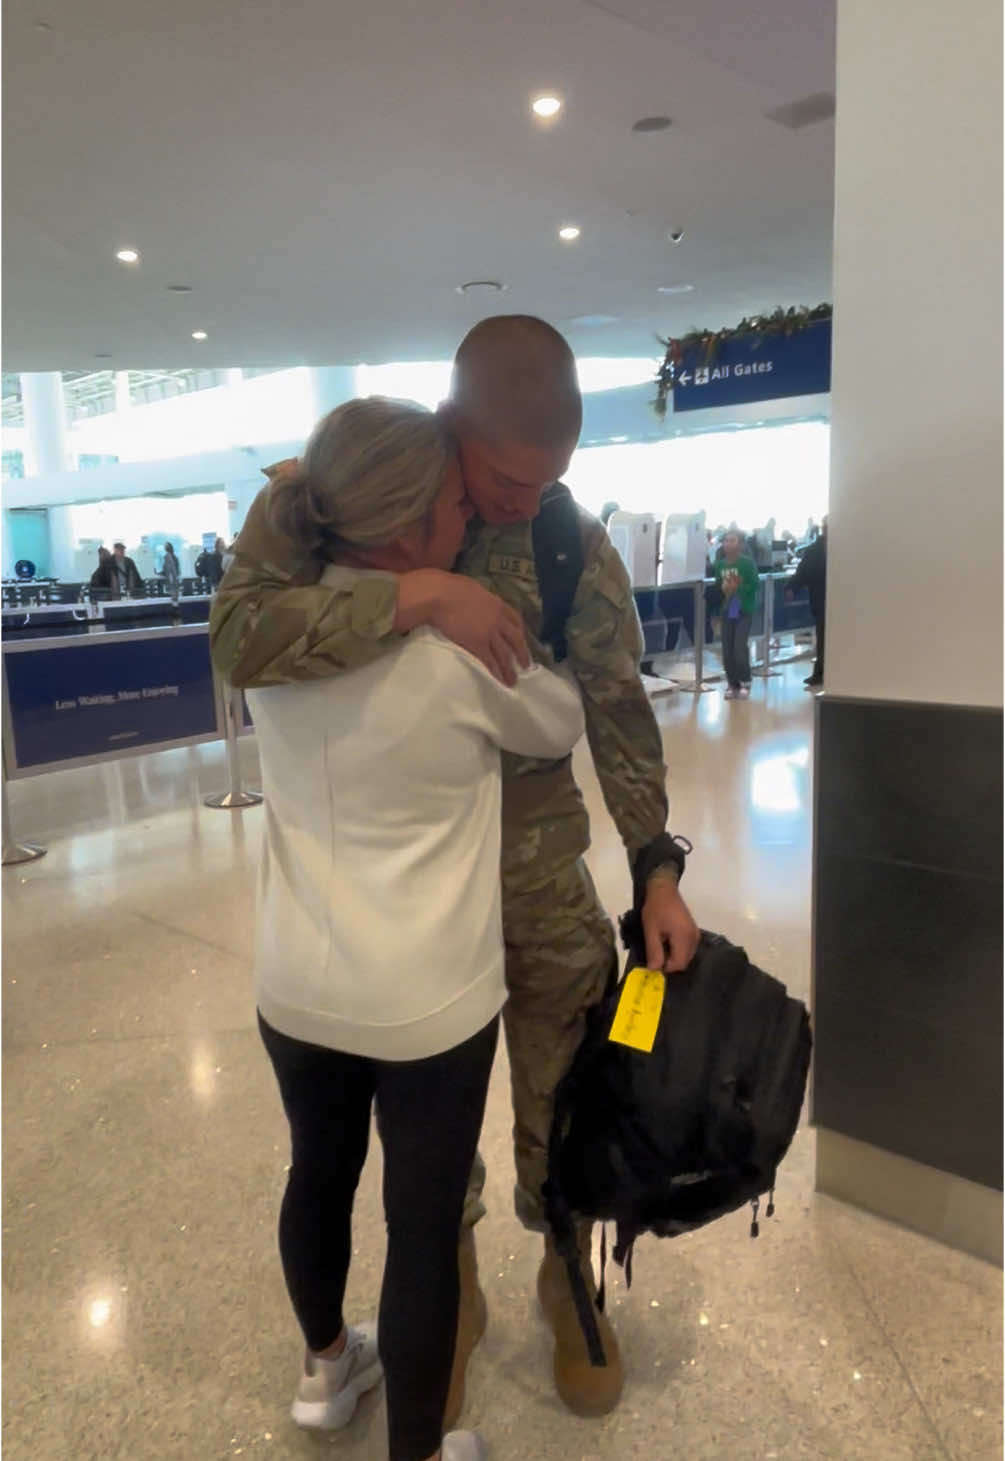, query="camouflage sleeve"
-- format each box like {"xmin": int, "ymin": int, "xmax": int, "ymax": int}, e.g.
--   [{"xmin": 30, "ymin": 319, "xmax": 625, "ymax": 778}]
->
[
  {"xmin": 208, "ymin": 483, "xmax": 403, "ymax": 688},
  {"xmin": 565, "ymin": 512, "xmax": 670, "ymax": 865}
]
